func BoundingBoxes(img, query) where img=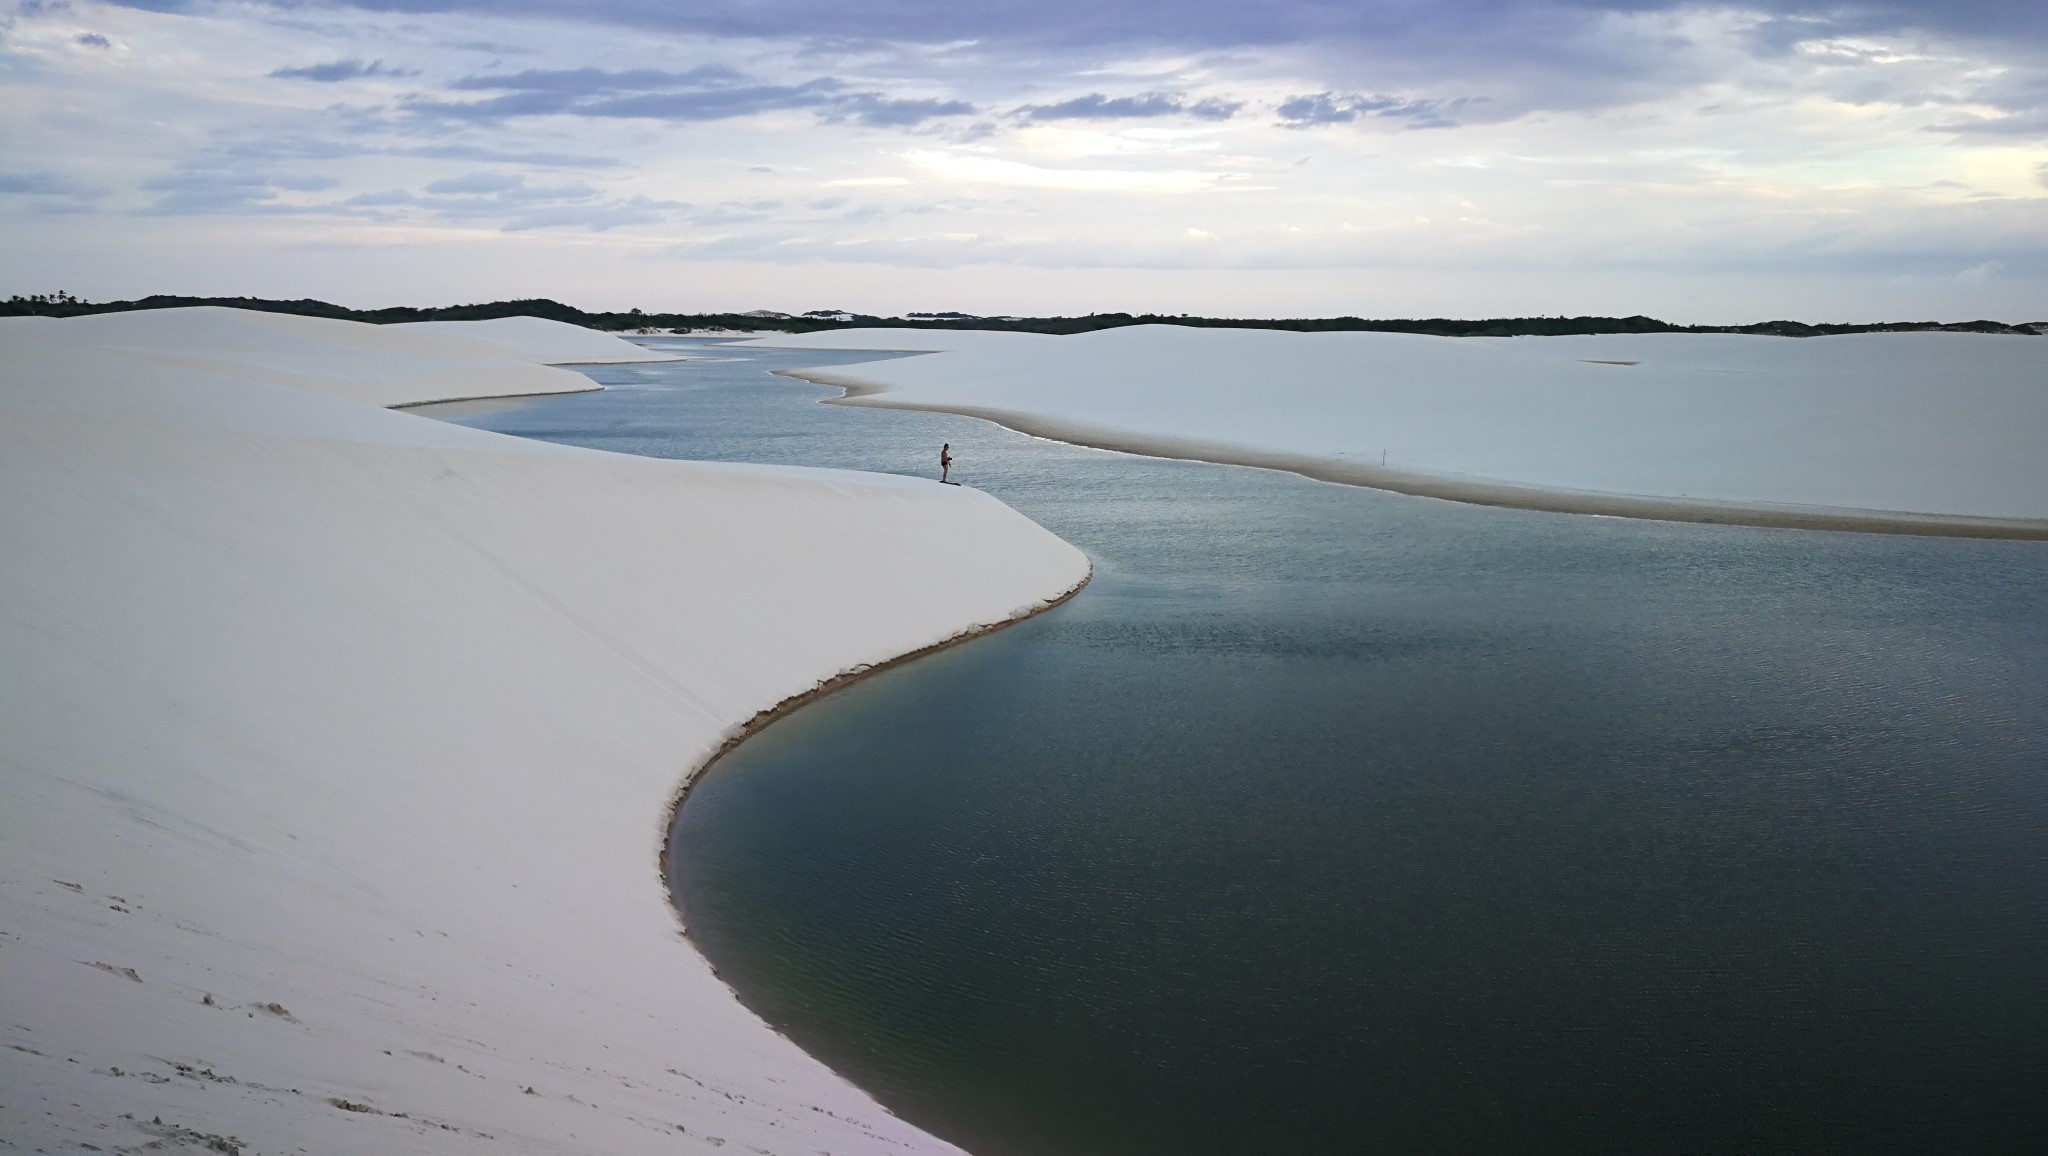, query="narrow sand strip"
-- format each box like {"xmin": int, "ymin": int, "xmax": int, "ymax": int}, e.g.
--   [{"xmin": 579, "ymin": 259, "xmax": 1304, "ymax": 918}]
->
[
  {"xmin": 756, "ymin": 325, "xmax": 2048, "ymax": 540},
  {"xmin": 790, "ymin": 370, "xmax": 2048, "ymax": 540}
]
